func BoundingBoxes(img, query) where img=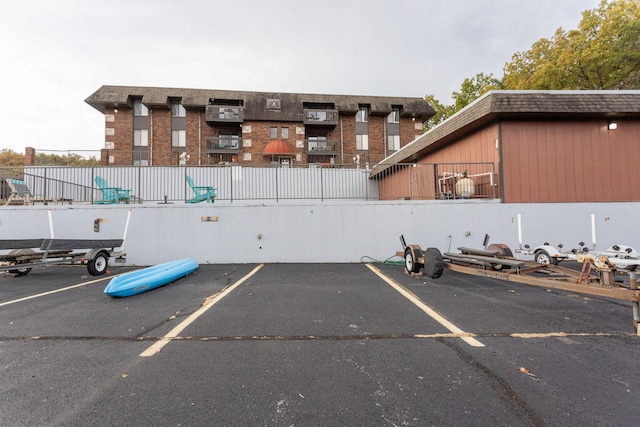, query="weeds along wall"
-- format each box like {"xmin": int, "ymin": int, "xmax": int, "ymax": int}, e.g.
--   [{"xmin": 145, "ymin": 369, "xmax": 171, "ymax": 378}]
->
[{"xmin": 1, "ymin": 200, "xmax": 639, "ymax": 266}]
